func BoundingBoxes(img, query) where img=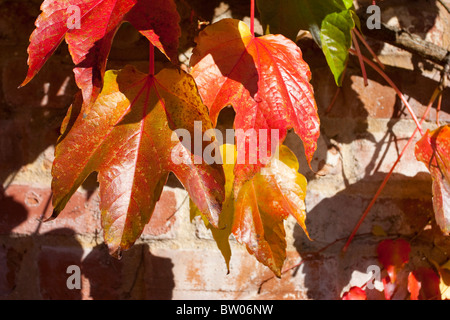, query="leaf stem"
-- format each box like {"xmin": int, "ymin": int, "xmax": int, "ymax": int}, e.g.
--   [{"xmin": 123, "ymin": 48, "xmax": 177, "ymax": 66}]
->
[
  {"xmin": 342, "ymin": 87, "xmax": 441, "ymax": 253},
  {"xmin": 352, "ymin": 30, "xmax": 368, "ymax": 87},
  {"xmin": 349, "ymin": 48, "xmax": 424, "ymax": 135},
  {"xmin": 250, "ymin": 0, "xmax": 255, "ymax": 37},
  {"xmin": 353, "ymin": 28, "xmax": 385, "ymax": 70}
]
